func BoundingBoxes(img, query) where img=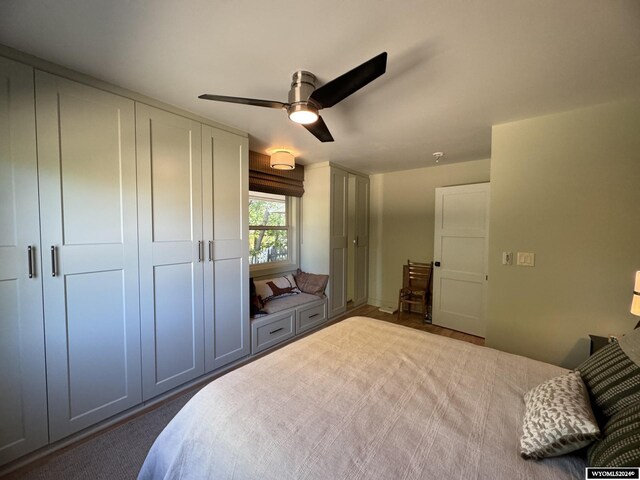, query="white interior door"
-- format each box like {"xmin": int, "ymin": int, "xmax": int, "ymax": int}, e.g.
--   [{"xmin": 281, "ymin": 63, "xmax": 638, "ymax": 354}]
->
[
  {"xmin": 0, "ymin": 58, "xmax": 49, "ymax": 464},
  {"xmin": 432, "ymin": 183, "xmax": 490, "ymax": 337},
  {"xmin": 36, "ymin": 72, "xmax": 142, "ymax": 441}
]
